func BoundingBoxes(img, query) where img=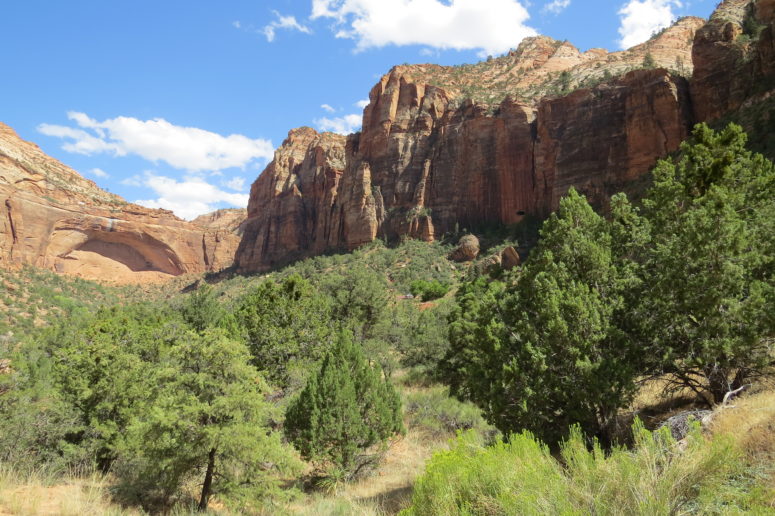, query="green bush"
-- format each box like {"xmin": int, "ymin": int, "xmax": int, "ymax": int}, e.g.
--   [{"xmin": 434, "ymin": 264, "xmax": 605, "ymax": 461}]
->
[
  {"xmin": 402, "ymin": 421, "xmax": 754, "ymax": 516},
  {"xmin": 402, "ymin": 385, "xmax": 494, "ymax": 438},
  {"xmin": 409, "ymin": 280, "xmax": 450, "ymax": 301}
]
